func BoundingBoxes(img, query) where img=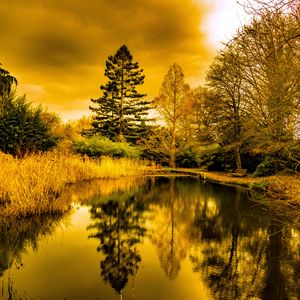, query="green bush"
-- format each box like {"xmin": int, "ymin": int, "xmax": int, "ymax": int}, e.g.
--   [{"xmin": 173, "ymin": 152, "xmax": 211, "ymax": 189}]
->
[
  {"xmin": 176, "ymin": 148, "xmax": 198, "ymax": 168},
  {"xmin": 252, "ymin": 156, "xmax": 275, "ymax": 177},
  {"xmin": 0, "ymin": 93, "xmax": 57, "ymax": 156},
  {"xmin": 198, "ymin": 147, "xmax": 235, "ymax": 172},
  {"xmin": 74, "ymin": 137, "xmax": 140, "ymax": 159}
]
